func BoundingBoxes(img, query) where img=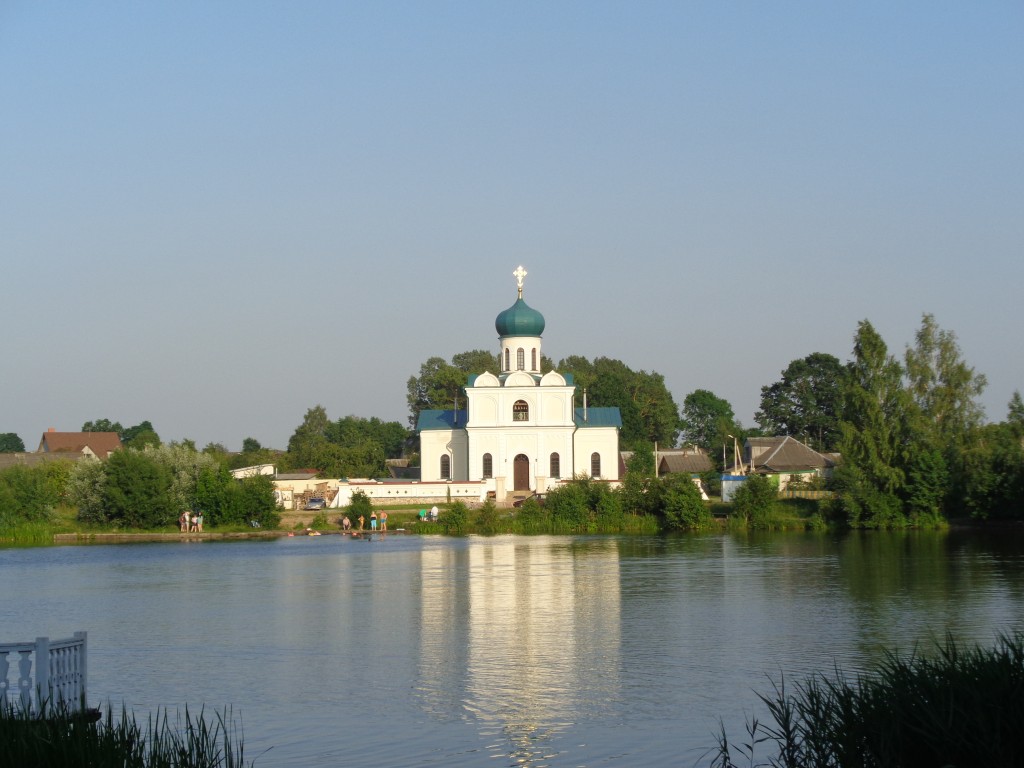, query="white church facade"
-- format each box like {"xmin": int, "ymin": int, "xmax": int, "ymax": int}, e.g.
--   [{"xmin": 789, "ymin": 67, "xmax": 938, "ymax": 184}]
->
[{"xmin": 417, "ymin": 266, "xmax": 621, "ymax": 501}]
